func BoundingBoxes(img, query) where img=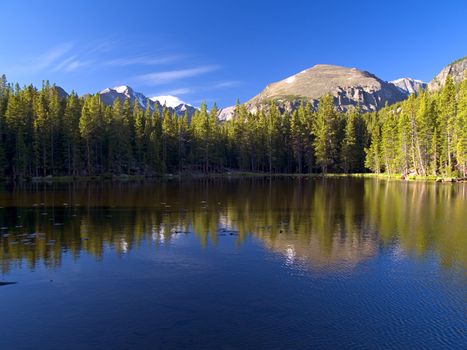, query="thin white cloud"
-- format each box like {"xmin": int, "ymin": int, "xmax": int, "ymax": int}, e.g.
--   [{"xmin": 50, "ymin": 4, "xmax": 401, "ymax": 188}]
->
[
  {"xmin": 6, "ymin": 43, "xmax": 74, "ymax": 74},
  {"xmin": 50, "ymin": 56, "xmax": 77, "ymax": 73},
  {"xmin": 212, "ymin": 80, "xmax": 242, "ymax": 88},
  {"xmin": 137, "ymin": 65, "xmax": 220, "ymax": 85},
  {"xmin": 105, "ymin": 55, "xmax": 182, "ymax": 67},
  {"xmin": 153, "ymin": 87, "xmax": 192, "ymax": 96},
  {"xmin": 50, "ymin": 56, "xmax": 92, "ymax": 73},
  {"xmin": 64, "ymin": 60, "xmax": 92, "ymax": 72},
  {"xmin": 32, "ymin": 43, "xmax": 73, "ymax": 71},
  {"xmin": 84, "ymin": 40, "xmax": 118, "ymax": 55}
]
